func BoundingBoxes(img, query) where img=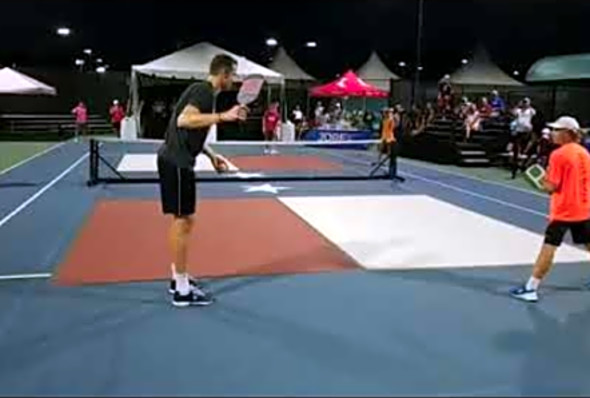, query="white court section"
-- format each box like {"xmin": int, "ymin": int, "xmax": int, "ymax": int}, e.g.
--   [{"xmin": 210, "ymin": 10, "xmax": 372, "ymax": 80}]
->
[
  {"xmin": 279, "ymin": 195, "xmax": 589, "ymax": 270},
  {"xmin": 116, "ymin": 153, "xmax": 238, "ymax": 172}
]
